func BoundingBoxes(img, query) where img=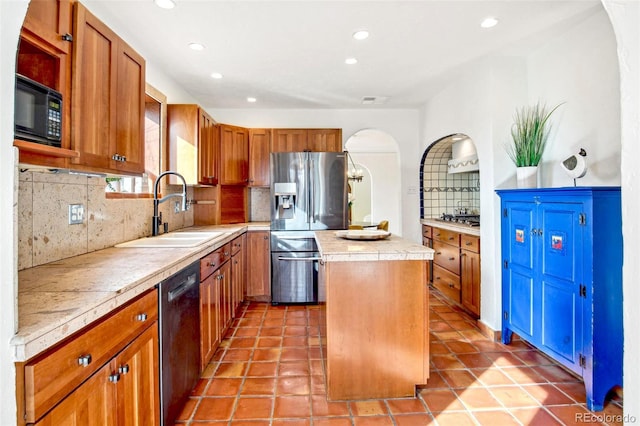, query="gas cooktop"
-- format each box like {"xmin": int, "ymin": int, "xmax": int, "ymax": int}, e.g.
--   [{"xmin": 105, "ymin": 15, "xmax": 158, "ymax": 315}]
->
[{"xmin": 435, "ymin": 213, "xmax": 480, "ymax": 227}]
